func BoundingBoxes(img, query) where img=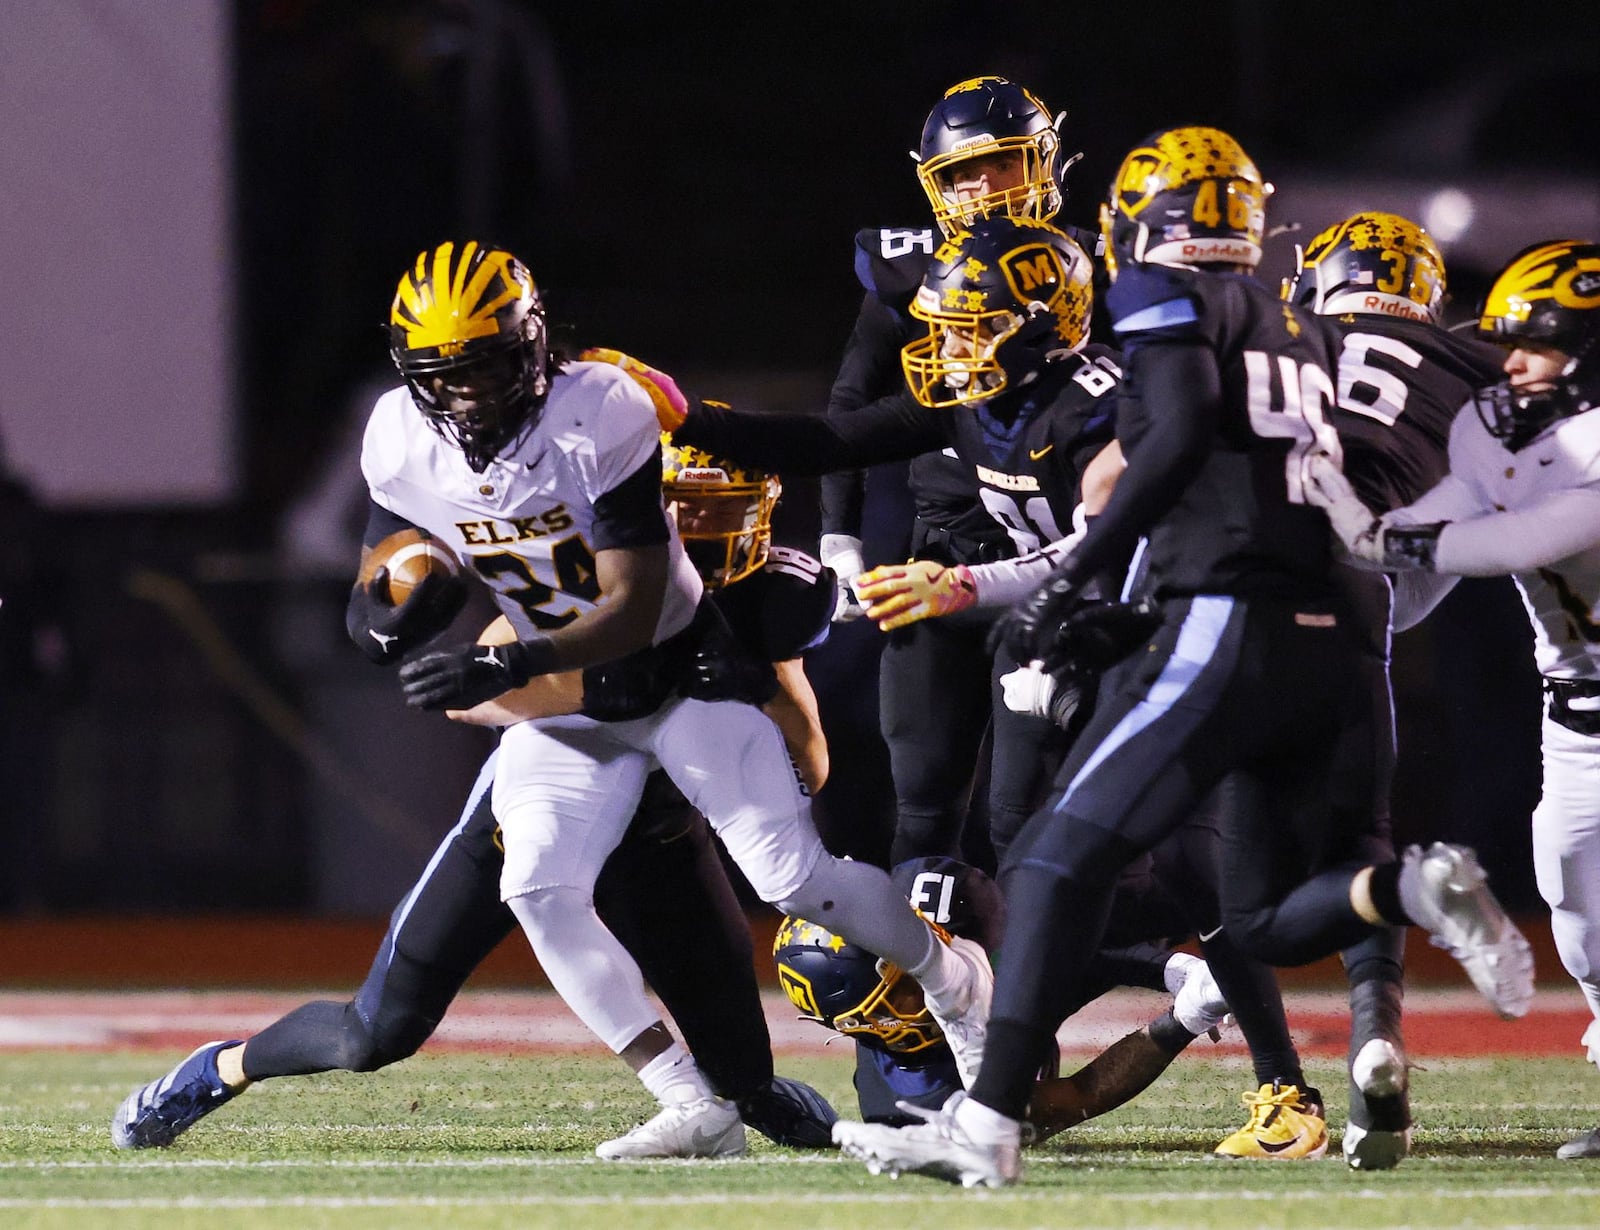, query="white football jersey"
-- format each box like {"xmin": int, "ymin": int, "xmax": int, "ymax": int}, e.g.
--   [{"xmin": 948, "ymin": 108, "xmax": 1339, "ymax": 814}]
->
[
  {"xmin": 1387, "ymin": 402, "xmax": 1600, "ymax": 679},
  {"xmin": 361, "ymin": 360, "xmax": 702, "ymax": 643}
]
